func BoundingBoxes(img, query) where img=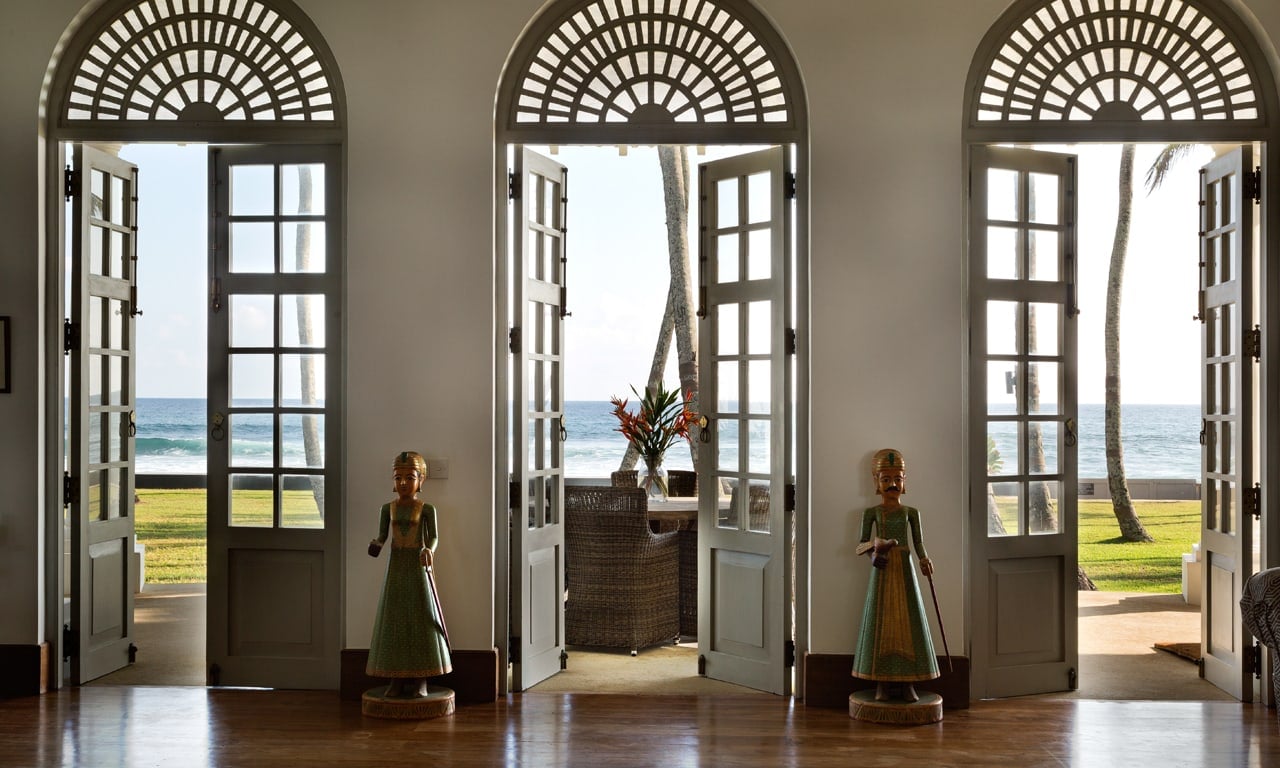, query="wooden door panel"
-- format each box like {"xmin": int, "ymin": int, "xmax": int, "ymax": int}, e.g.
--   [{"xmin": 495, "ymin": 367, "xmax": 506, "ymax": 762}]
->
[
  {"xmin": 697, "ymin": 147, "xmax": 792, "ymax": 695},
  {"xmin": 968, "ymin": 145, "xmax": 1078, "ymax": 698},
  {"xmin": 207, "ymin": 145, "xmax": 342, "ymax": 689},
  {"xmin": 70, "ymin": 144, "xmax": 138, "ymax": 684},
  {"xmin": 711, "ymin": 549, "xmax": 768, "ymax": 654},
  {"xmin": 1198, "ymin": 147, "xmax": 1254, "ymax": 701},
  {"xmin": 990, "ymin": 558, "xmax": 1063, "ymax": 662},
  {"xmin": 510, "ymin": 148, "xmax": 567, "ymax": 691}
]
